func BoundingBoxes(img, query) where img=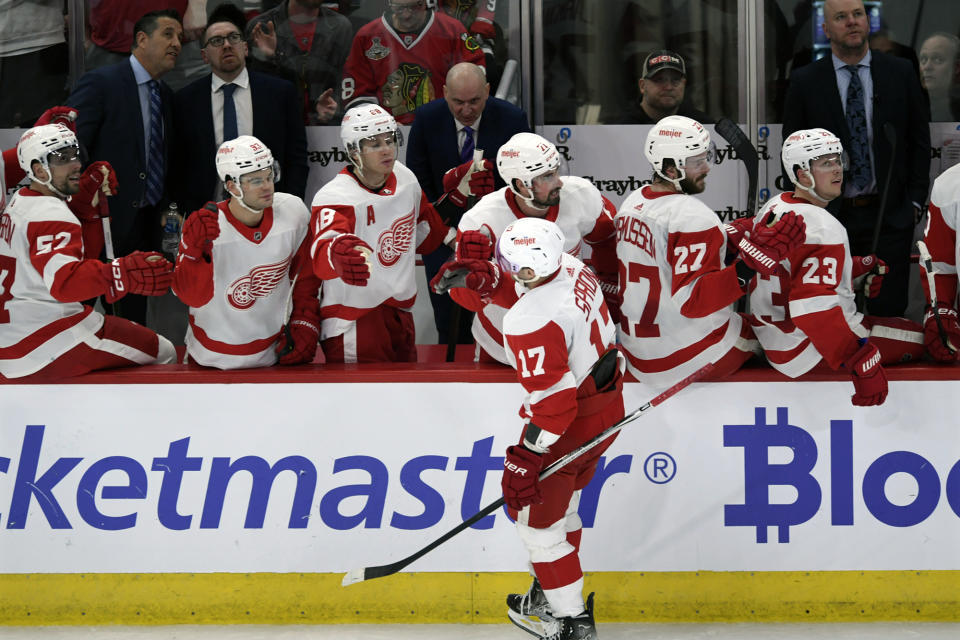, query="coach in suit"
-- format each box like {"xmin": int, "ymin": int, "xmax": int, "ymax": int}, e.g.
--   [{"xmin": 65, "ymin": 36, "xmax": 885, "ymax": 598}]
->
[
  {"xmin": 67, "ymin": 9, "xmax": 183, "ymax": 324},
  {"xmin": 172, "ymin": 4, "xmax": 308, "ymax": 215},
  {"xmin": 406, "ymin": 62, "xmax": 530, "ymax": 345},
  {"xmin": 782, "ymin": 0, "xmax": 930, "ymax": 317}
]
